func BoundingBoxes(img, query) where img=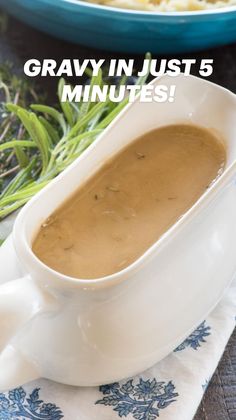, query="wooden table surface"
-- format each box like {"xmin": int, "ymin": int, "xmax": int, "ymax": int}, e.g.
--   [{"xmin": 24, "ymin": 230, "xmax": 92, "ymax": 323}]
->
[
  {"xmin": 195, "ymin": 329, "xmax": 236, "ymax": 420},
  {"xmin": 0, "ymin": 11, "xmax": 236, "ymax": 419}
]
